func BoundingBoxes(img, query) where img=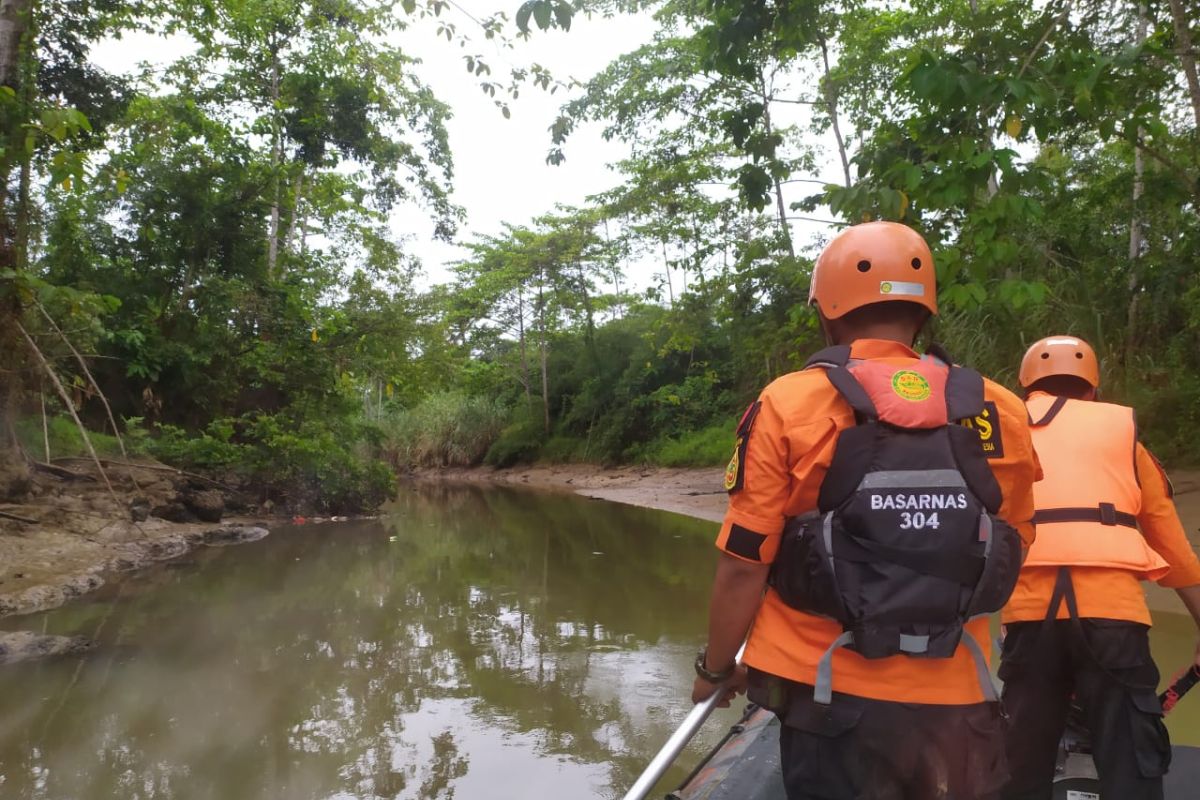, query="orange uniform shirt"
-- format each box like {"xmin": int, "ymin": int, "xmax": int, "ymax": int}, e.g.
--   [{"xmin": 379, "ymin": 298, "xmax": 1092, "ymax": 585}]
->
[
  {"xmin": 716, "ymin": 339, "xmax": 1039, "ymax": 705},
  {"xmin": 1004, "ymin": 437, "xmax": 1200, "ymax": 626}
]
